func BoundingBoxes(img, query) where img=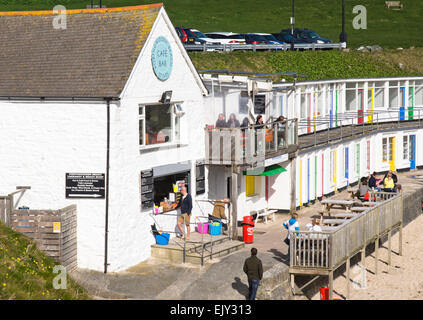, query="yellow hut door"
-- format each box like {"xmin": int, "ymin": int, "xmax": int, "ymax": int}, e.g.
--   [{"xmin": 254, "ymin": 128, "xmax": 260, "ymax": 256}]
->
[
  {"xmin": 367, "ymin": 88, "xmax": 374, "ymax": 123},
  {"xmin": 388, "ymin": 137, "xmax": 395, "ymax": 171}
]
